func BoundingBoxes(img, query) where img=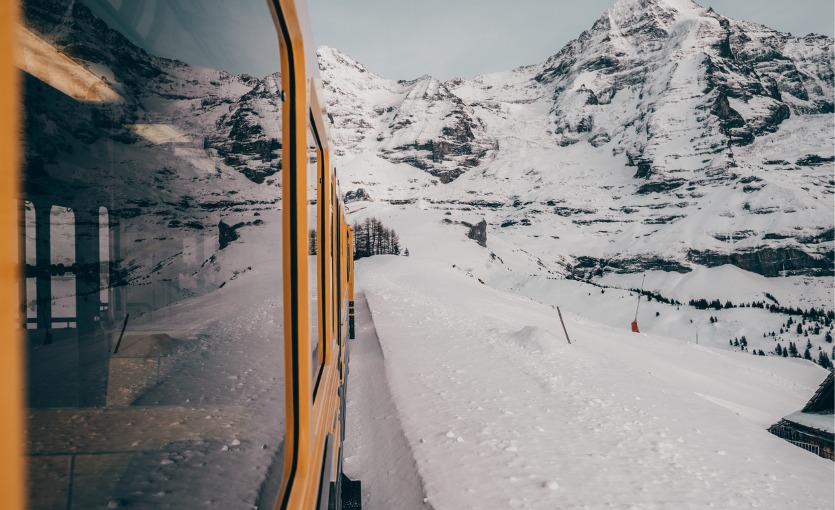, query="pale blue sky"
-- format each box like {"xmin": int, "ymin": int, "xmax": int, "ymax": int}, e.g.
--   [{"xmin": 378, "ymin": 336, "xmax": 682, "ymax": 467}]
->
[
  {"xmin": 81, "ymin": 0, "xmax": 833, "ymax": 81},
  {"xmin": 309, "ymin": 0, "xmax": 835, "ymax": 81}
]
